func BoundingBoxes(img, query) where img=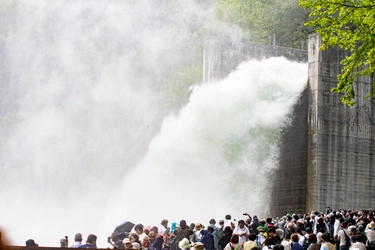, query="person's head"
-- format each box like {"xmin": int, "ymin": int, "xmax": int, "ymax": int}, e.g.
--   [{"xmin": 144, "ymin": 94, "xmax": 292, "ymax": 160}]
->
[
  {"xmin": 317, "ymin": 233, "xmax": 323, "ymax": 242},
  {"xmin": 348, "ymin": 226, "xmax": 356, "ymax": 236},
  {"xmin": 151, "ymin": 226, "xmax": 158, "ymax": 235},
  {"xmin": 273, "ymin": 244, "xmax": 284, "ymax": 250},
  {"xmin": 249, "ymin": 234, "xmax": 257, "ymax": 241},
  {"xmin": 132, "ymin": 242, "xmax": 141, "ymax": 250},
  {"xmin": 322, "ymin": 233, "xmax": 330, "ymax": 243},
  {"xmin": 86, "ymin": 234, "xmax": 97, "ymax": 246},
  {"xmin": 130, "ymin": 233, "xmax": 139, "ymax": 243},
  {"xmin": 134, "ymin": 224, "xmax": 144, "ymax": 235},
  {"xmin": 192, "ymin": 242, "xmax": 204, "ymax": 250},
  {"xmin": 224, "ymin": 226, "xmax": 233, "ymax": 235},
  {"xmin": 291, "ymin": 233, "xmax": 299, "ymax": 243},
  {"xmin": 263, "ymin": 237, "xmax": 274, "ymax": 246},
  {"xmin": 230, "ymin": 235, "xmax": 239, "ymax": 244},
  {"xmin": 355, "ymin": 234, "xmax": 363, "ymax": 243},
  {"xmin": 266, "ymin": 218, "xmax": 273, "ymax": 224},
  {"xmin": 161, "ymin": 219, "xmax": 168, "ymax": 227},
  {"xmin": 207, "ymin": 226, "xmax": 214, "ymax": 233},
  {"xmin": 268, "ymin": 227, "xmax": 276, "ymax": 235},
  {"xmin": 122, "ymin": 238, "xmax": 133, "ymax": 249},
  {"xmin": 225, "ymin": 214, "xmax": 232, "ymax": 220},
  {"xmin": 148, "ymin": 232, "xmax": 155, "ymax": 241},
  {"xmin": 284, "ymin": 233, "xmax": 291, "ymax": 240},
  {"xmin": 180, "ymin": 220, "xmax": 187, "ymax": 230},
  {"xmin": 141, "ymin": 236, "xmax": 150, "ymax": 249},
  {"xmin": 209, "ymin": 219, "xmax": 216, "ymax": 225},
  {"xmin": 308, "ymin": 234, "xmax": 317, "ymax": 244},
  {"xmin": 219, "ymin": 220, "xmax": 224, "ymax": 226},
  {"xmin": 238, "ymin": 220, "xmax": 245, "ymax": 228},
  {"xmin": 75, "ymin": 233, "xmax": 83, "ymax": 242},
  {"xmin": 26, "ymin": 239, "xmax": 38, "ymax": 247}
]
